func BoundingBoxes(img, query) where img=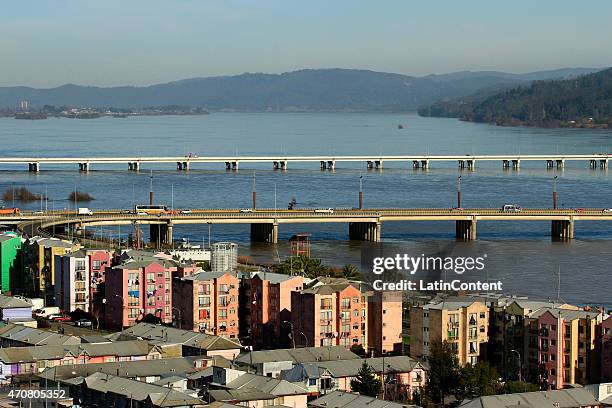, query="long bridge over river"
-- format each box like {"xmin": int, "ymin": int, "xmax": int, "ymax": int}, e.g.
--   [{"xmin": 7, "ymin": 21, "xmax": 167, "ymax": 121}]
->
[
  {"xmin": 0, "ymin": 154, "xmax": 610, "ymax": 172},
  {"xmin": 5, "ymin": 208, "xmax": 612, "ymax": 244}
]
